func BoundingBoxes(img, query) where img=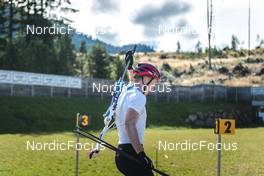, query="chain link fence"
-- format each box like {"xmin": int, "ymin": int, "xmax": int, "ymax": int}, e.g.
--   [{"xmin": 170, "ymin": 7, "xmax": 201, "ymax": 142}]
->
[{"xmin": 0, "ymin": 77, "xmax": 260, "ymax": 103}]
